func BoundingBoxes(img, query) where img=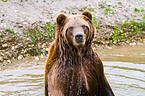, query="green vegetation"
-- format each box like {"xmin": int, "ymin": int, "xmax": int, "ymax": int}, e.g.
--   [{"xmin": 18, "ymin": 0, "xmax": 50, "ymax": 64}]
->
[
  {"xmin": 44, "ymin": 23, "xmax": 55, "ymax": 40},
  {"xmin": 1, "ymin": 19, "xmax": 145, "ymax": 63},
  {"xmin": 141, "ymin": 8, "xmax": 144, "ymax": 12},
  {"xmin": 94, "ymin": 20, "xmax": 145, "ymax": 45},
  {"xmin": 104, "ymin": 8, "xmax": 115, "ymax": 15},
  {"xmin": 135, "ymin": 8, "xmax": 144, "ymax": 12},
  {"xmin": 2, "ymin": 0, "xmax": 8, "ymax": 2},
  {"xmin": 1, "ymin": 0, "xmax": 145, "ymax": 63},
  {"xmin": 87, "ymin": 8, "xmax": 94, "ymax": 12},
  {"xmin": 143, "ymin": 15, "xmax": 145, "ymax": 19},
  {"xmin": 71, "ymin": 12, "xmax": 77, "ymax": 15},
  {"xmin": 0, "ymin": 22, "xmax": 55, "ymax": 62},
  {"xmin": 24, "ymin": 22, "xmax": 55, "ymax": 56},
  {"xmin": 99, "ymin": 4, "xmax": 105, "ymax": 8},
  {"xmin": 5, "ymin": 28, "xmax": 16, "ymax": 35},
  {"xmin": 118, "ymin": 2, "xmax": 122, "ymax": 5},
  {"xmin": 134, "ymin": 8, "xmax": 140, "ymax": 12},
  {"xmin": 112, "ymin": 26, "xmax": 126, "ymax": 44},
  {"xmin": 93, "ymin": 17, "xmax": 100, "ymax": 28}
]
